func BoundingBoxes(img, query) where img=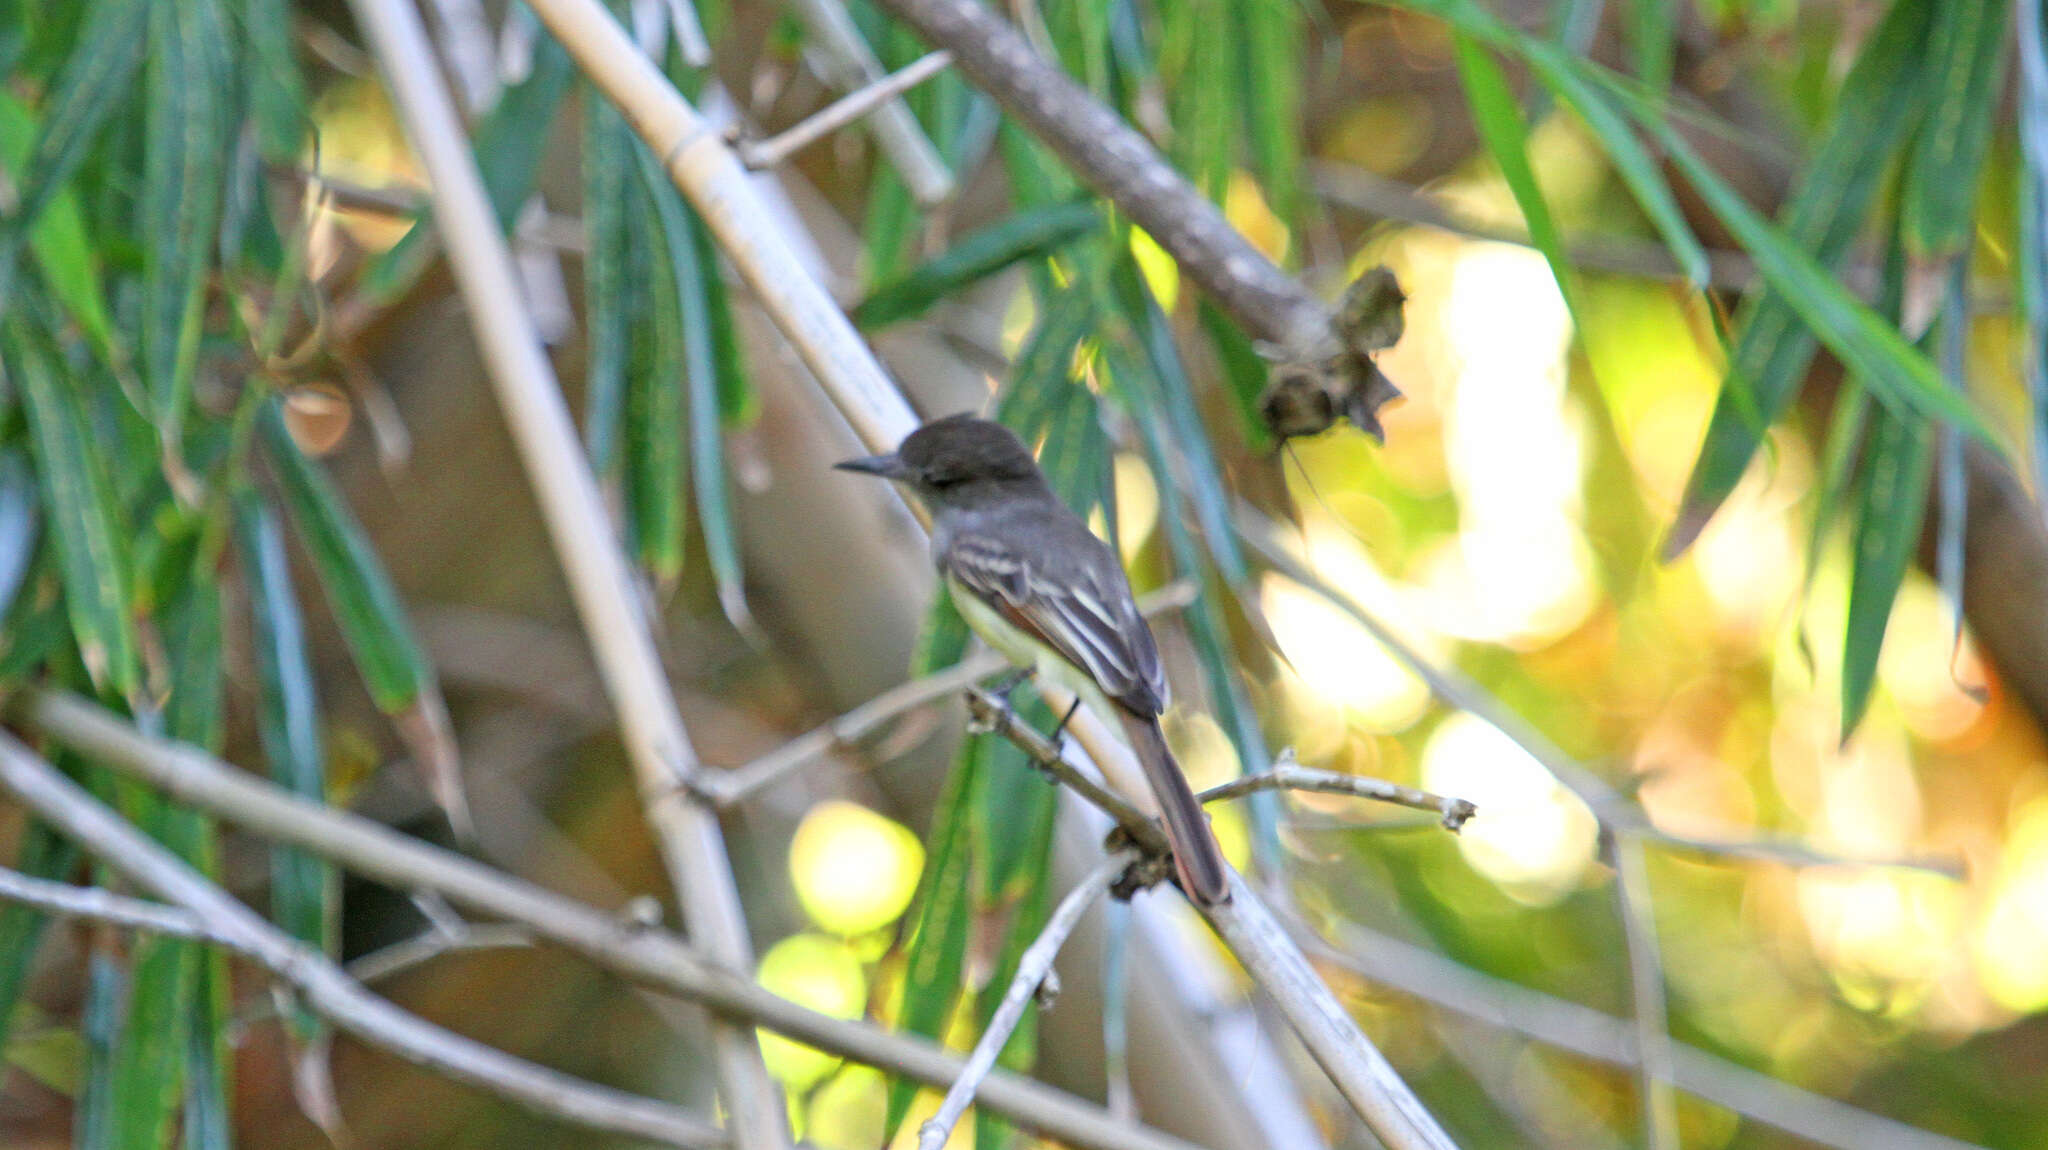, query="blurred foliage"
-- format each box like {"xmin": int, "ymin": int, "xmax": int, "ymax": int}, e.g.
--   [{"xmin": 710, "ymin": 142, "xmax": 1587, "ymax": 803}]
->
[{"xmin": 4, "ymin": 0, "xmax": 2048, "ymax": 1148}]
